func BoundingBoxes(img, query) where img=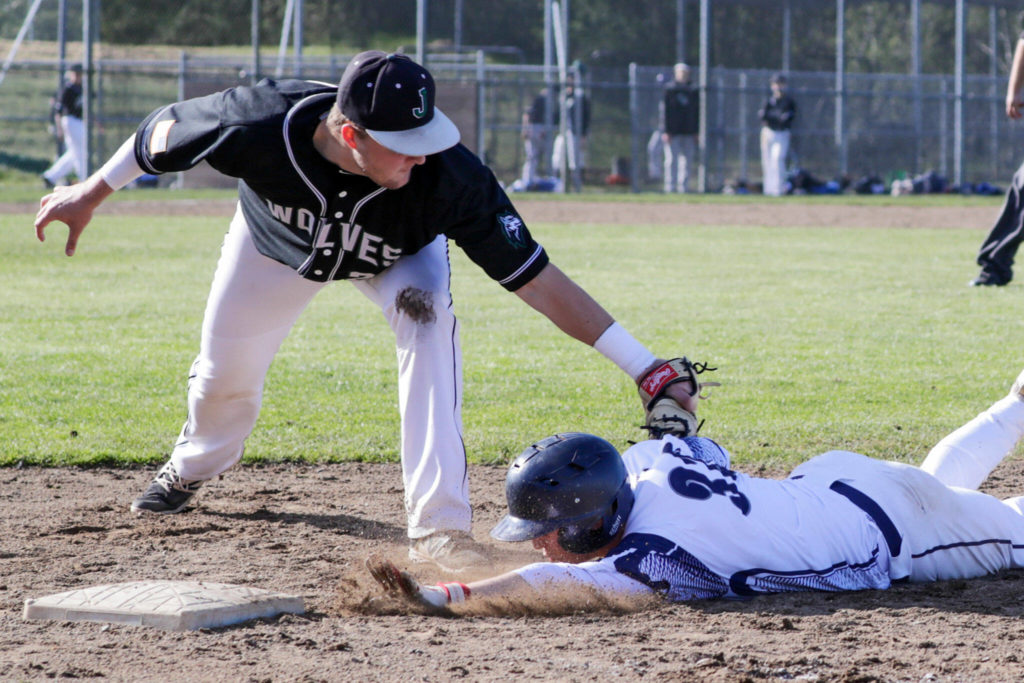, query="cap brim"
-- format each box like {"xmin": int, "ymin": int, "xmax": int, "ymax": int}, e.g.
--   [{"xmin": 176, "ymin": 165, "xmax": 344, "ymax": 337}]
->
[
  {"xmin": 490, "ymin": 513, "xmax": 561, "ymax": 543},
  {"xmin": 365, "ymin": 107, "xmax": 460, "ymax": 156}
]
